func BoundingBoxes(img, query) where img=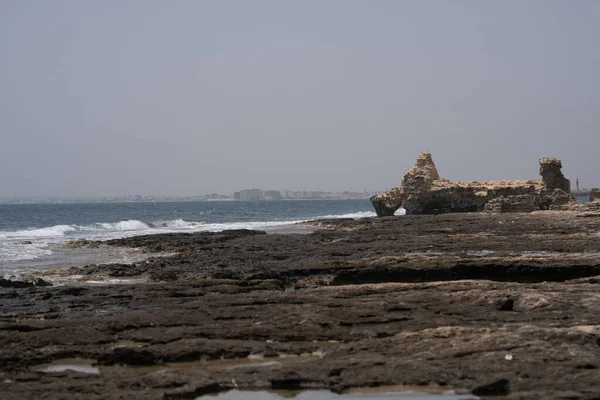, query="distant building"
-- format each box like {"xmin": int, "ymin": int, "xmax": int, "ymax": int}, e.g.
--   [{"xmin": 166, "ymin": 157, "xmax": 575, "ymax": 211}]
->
[
  {"xmin": 229, "ymin": 188, "xmax": 374, "ymax": 201},
  {"xmin": 264, "ymin": 190, "xmax": 282, "ymax": 200},
  {"xmin": 235, "ymin": 189, "xmax": 264, "ymax": 200}
]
